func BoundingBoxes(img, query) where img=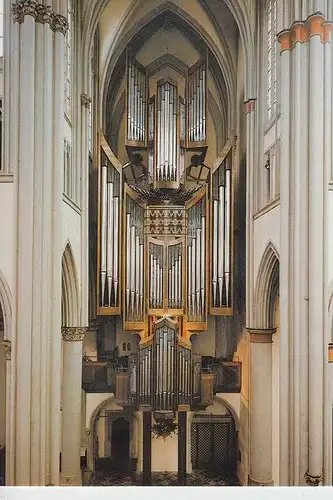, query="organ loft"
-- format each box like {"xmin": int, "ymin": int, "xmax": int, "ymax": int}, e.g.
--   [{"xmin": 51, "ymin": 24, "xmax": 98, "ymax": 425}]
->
[{"xmin": 95, "ymin": 50, "xmax": 235, "ymax": 416}]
